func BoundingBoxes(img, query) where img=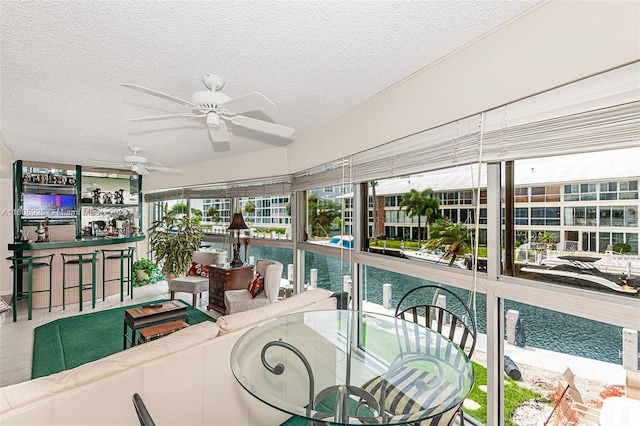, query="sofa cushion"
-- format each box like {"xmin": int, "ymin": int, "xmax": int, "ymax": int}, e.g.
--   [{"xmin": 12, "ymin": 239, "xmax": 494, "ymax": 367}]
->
[
  {"xmin": 247, "ymin": 272, "xmax": 264, "ymax": 297},
  {"xmin": 217, "ymin": 288, "xmax": 332, "ymax": 335},
  {"xmin": 188, "ymin": 261, "xmax": 209, "ymax": 277}
]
